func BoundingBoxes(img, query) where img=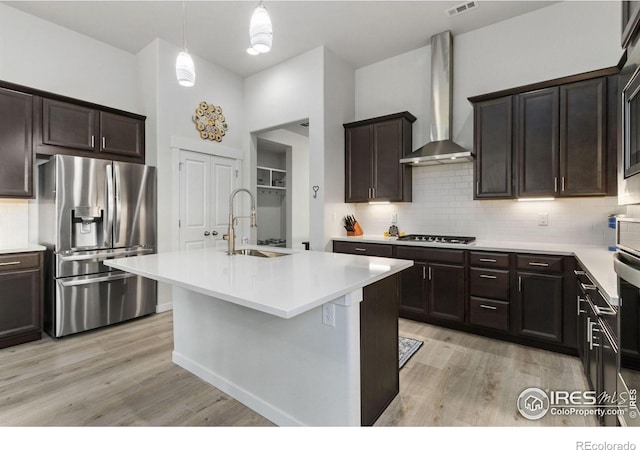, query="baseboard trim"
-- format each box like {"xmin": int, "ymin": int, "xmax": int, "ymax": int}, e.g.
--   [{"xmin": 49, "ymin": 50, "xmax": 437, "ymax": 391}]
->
[
  {"xmin": 156, "ymin": 302, "xmax": 173, "ymax": 313},
  {"xmin": 172, "ymin": 351, "xmax": 305, "ymax": 427}
]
